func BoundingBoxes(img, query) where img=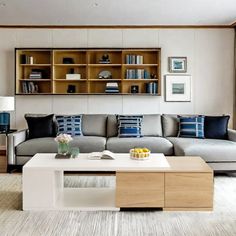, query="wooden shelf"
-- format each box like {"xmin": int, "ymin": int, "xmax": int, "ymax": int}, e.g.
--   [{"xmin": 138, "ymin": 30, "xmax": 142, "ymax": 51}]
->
[
  {"xmin": 88, "ymin": 64, "xmax": 122, "ymax": 67},
  {"xmin": 54, "ymin": 79, "xmax": 87, "ymax": 82},
  {"xmin": 20, "ymin": 64, "xmax": 51, "ymax": 66},
  {"xmin": 16, "ymin": 48, "xmax": 161, "ymax": 95},
  {"xmin": 54, "ymin": 64, "xmax": 87, "ymax": 67}
]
